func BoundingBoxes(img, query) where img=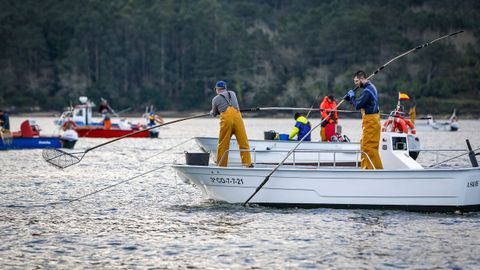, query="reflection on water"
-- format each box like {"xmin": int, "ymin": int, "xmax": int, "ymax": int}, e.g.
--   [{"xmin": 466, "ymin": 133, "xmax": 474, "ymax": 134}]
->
[{"xmin": 1, "ymin": 117, "xmax": 480, "ymax": 268}]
